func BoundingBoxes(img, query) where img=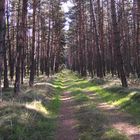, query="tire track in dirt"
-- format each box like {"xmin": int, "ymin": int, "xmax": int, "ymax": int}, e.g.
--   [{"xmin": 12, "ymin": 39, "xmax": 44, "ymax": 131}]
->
[{"xmin": 55, "ymin": 91, "xmax": 78, "ymax": 140}]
